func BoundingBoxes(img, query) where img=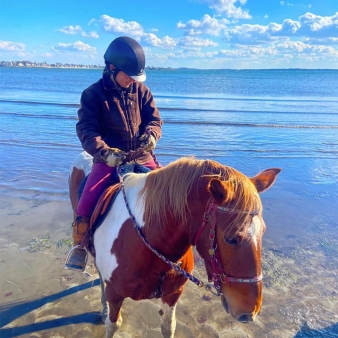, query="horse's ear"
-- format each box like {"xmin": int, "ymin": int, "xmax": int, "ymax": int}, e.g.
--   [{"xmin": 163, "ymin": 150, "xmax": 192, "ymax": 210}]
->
[
  {"xmin": 251, "ymin": 168, "xmax": 282, "ymax": 193},
  {"xmin": 209, "ymin": 178, "xmax": 235, "ymax": 204}
]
